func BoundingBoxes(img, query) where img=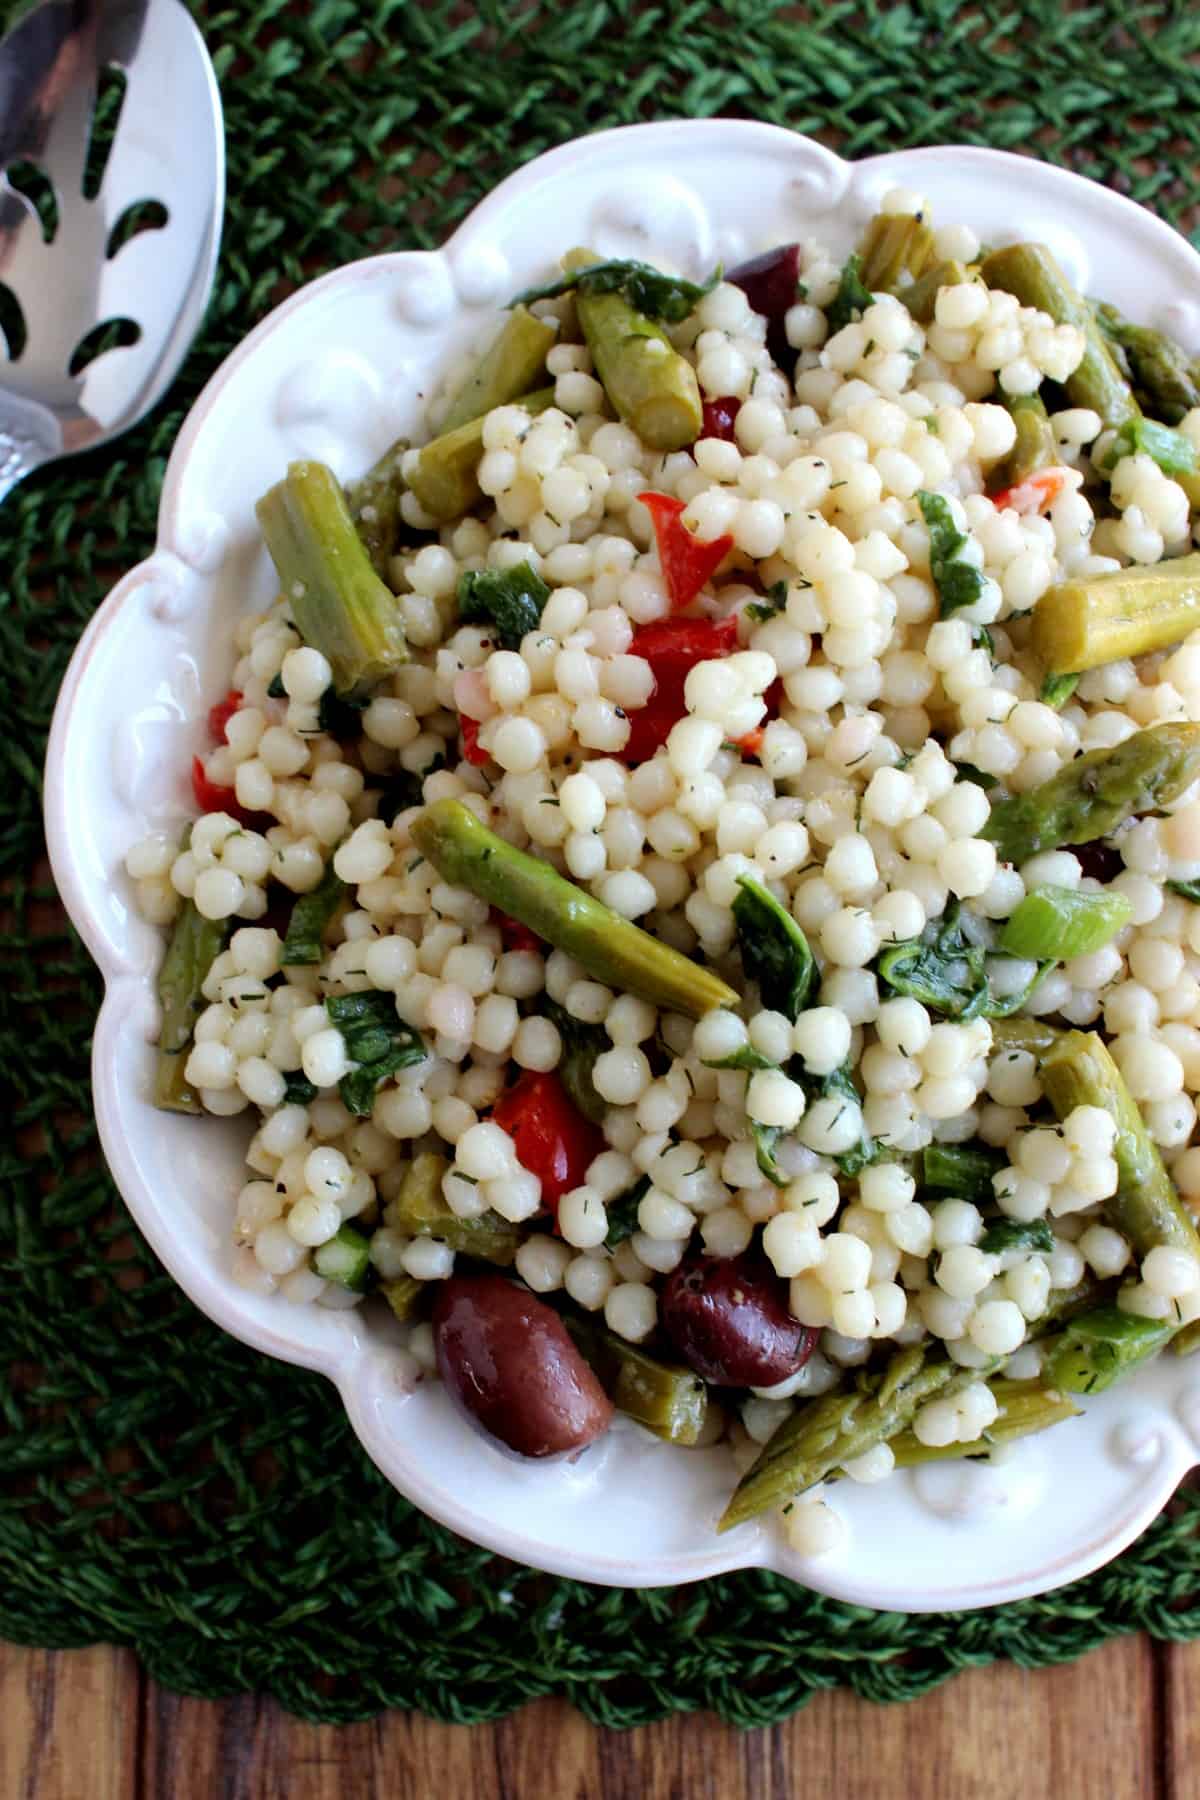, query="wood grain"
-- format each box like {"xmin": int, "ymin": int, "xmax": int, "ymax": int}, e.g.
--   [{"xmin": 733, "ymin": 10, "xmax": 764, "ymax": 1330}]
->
[{"xmin": 0, "ymin": 1631, "xmax": 1169, "ymax": 1800}]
